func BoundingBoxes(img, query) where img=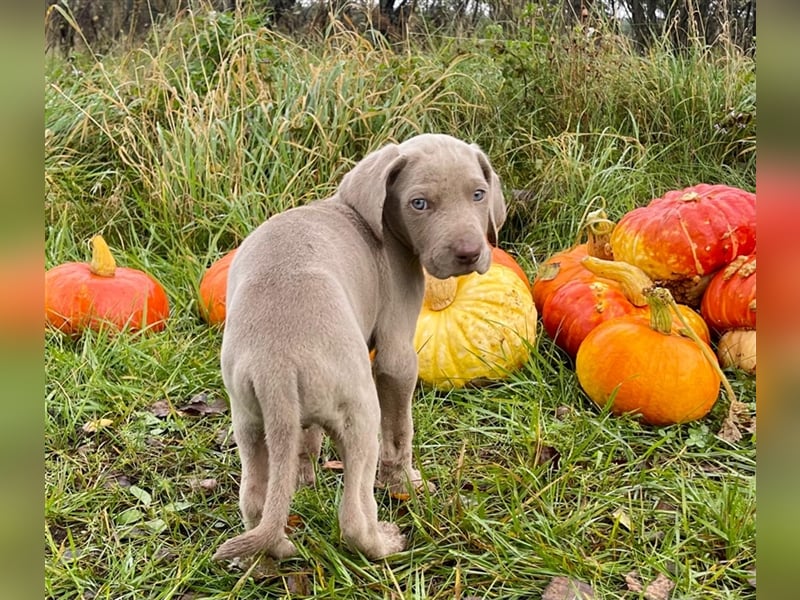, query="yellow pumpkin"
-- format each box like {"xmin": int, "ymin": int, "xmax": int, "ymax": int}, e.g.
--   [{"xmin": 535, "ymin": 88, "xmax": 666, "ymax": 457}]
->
[{"xmin": 414, "ymin": 258, "xmax": 537, "ymax": 389}]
